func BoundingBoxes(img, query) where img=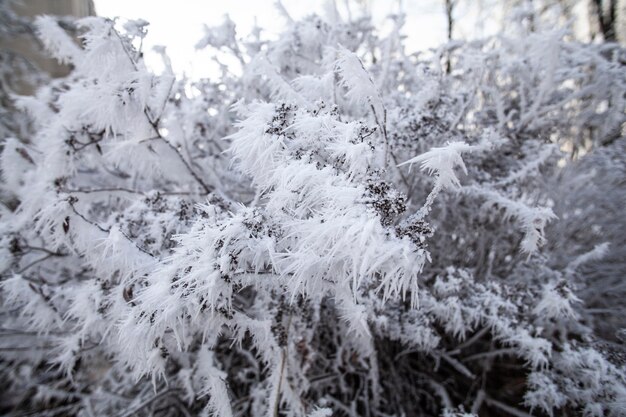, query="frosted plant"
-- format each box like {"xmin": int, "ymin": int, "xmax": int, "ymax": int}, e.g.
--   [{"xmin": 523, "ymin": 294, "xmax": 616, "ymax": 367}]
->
[{"xmin": 0, "ymin": 4, "xmax": 625, "ymax": 417}]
